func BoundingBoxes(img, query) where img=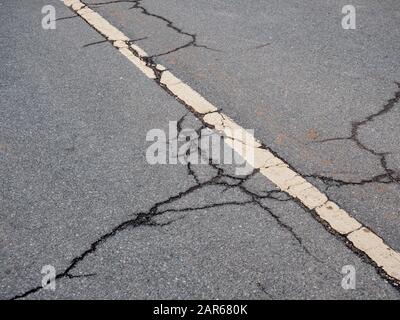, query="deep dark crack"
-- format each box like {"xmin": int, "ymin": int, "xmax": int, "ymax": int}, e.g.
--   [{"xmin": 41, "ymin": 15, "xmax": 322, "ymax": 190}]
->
[
  {"xmin": 82, "ymin": 39, "xmax": 109, "ymax": 48},
  {"xmin": 305, "ymin": 172, "xmax": 394, "ymax": 191},
  {"xmin": 84, "ymin": 0, "xmax": 222, "ymax": 57},
  {"xmin": 310, "ymin": 82, "xmax": 400, "ymax": 187},
  {"xmin": 56, "ymin": 15, "xmax": 79, "ymax": 21}
]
